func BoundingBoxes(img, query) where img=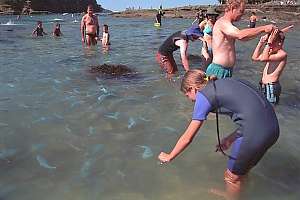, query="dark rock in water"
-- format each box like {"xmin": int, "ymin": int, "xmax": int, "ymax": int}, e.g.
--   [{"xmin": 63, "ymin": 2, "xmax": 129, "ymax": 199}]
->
[{"xmin": 88, "ymin": 64, "xmax": 134, "ymax": 76}]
